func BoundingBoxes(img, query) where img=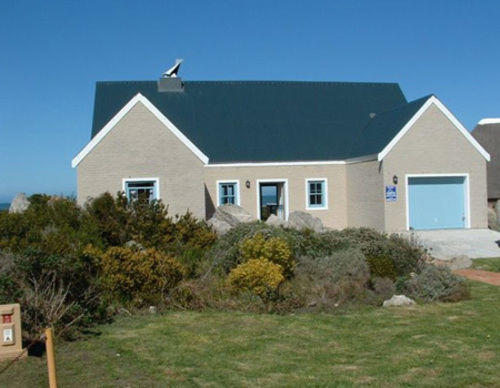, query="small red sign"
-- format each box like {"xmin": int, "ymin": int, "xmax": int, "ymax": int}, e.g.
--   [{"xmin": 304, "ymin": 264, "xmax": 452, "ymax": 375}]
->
[{"xmin": 2, "ymin": 315, "xmax": 12, "ymax": 324}]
